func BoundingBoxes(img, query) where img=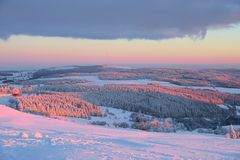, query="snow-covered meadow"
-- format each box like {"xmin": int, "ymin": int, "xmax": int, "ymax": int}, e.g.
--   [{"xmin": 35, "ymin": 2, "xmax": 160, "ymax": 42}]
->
[
  {"xmin": 41, "ymin": 75, "xmax": 240, "ymax": 94},
  {"xmin": 65, "ymin": 106, "xmax": 134, "ymax": 127},
  {"xmin": 1, "ymin": 68, "xmax": 240, "ymax": 159},
  {"xmin": 1, "ymin": 104, "xmax": 240, "ymax": 160}
]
